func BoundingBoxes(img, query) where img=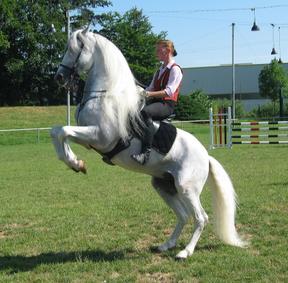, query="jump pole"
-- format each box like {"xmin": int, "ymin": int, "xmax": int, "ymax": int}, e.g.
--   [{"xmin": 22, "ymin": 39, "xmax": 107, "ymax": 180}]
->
[{"xmin": 209, "ymin": 107, "xmax": 232, "ymax": 149}]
